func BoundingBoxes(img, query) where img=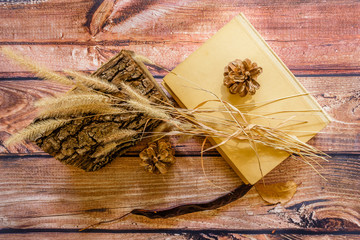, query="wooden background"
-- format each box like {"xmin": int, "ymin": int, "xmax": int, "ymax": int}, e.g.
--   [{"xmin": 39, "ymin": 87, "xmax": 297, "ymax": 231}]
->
[{"xmin": 0, "ymin": 0, "xmax": 359, "ymax": 239}]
